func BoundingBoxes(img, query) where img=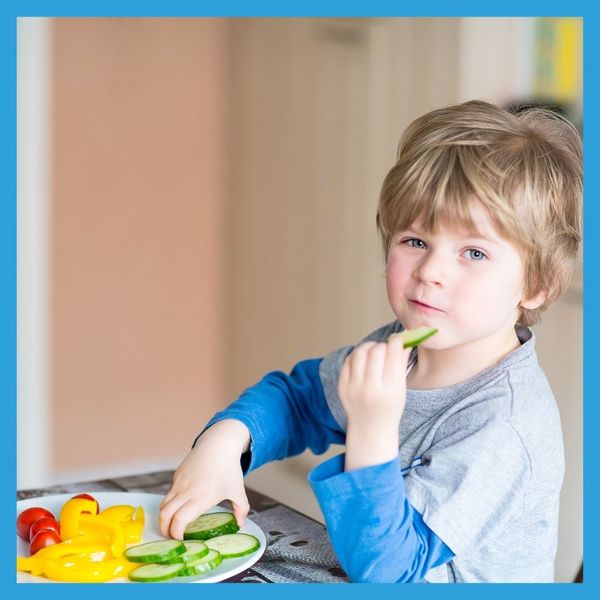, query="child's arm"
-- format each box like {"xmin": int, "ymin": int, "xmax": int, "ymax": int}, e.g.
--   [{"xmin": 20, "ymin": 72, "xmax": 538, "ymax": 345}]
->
[
  {"xmin": 309, "ymin": 453, "xmax": 454, "ymax": 582},
  {"xmin": 160, "ymin": 358, "xmax": 344, "ymax": 539},
  {"xmin": 307, "ymin": 335, "xmax": 454, "ymax": 582},
  {"xmin": 193, "ymin": 358, "xmax": 345, "ymax": 473},
  {"xmin": 339, "ymin": 336, "xmax": 410, "ymax": 471}
]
